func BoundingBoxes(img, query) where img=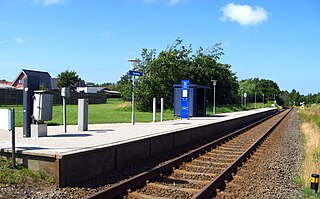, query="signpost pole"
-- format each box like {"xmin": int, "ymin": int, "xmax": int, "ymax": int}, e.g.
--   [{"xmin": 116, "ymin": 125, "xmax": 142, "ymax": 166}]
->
[
  {"xmin": 132, "ymin": 76, "xmax": 135, "ymax": 125},
  {"xmin": 128, "ymin": 59, "xmax": 140, "ymax": 125},
  {"xmin": 0, "ymin": 109, "xmax": 15, "ymax": 168}
]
